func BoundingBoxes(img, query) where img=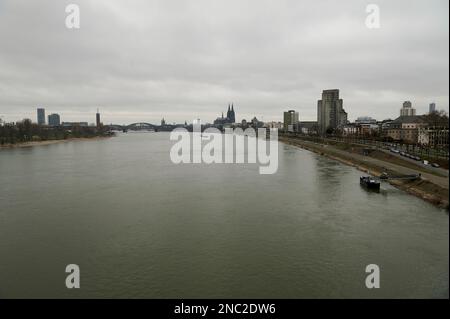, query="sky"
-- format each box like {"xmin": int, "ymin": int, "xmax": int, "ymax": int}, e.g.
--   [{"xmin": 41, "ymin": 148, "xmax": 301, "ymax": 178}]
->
[{"xmin": 0, "ymin": 0, "xmax": 448, "ymax": 125}]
